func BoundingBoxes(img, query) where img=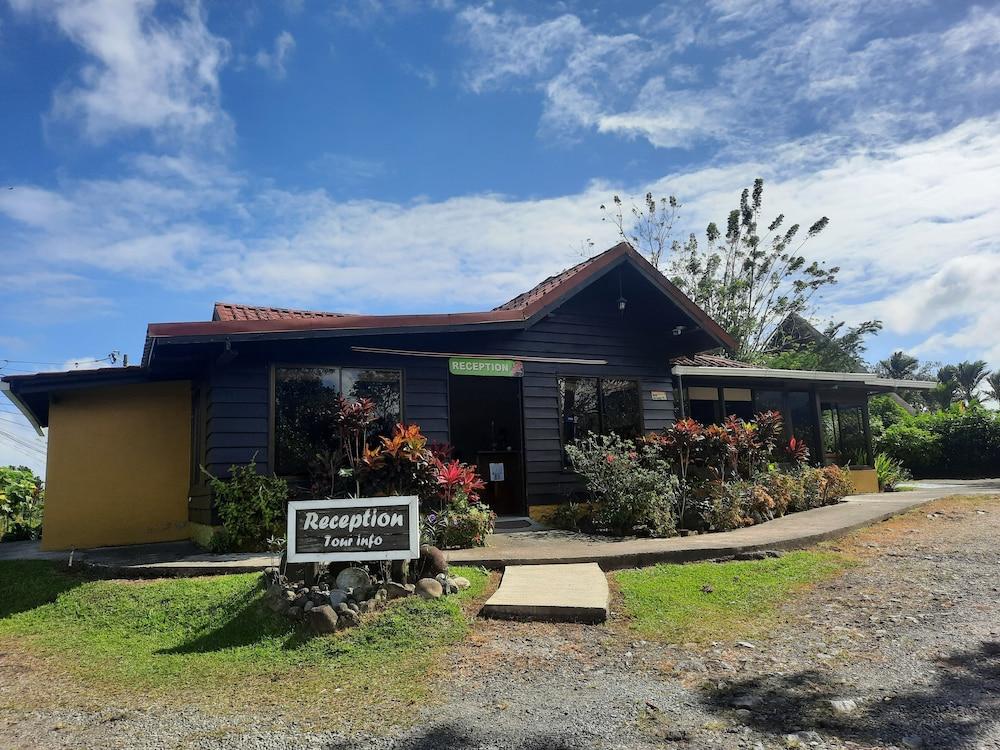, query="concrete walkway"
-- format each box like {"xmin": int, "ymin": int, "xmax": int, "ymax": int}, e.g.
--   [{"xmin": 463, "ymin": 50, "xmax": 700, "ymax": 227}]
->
[
  {"xmin": 480, "ymin": 563, "xmax": 610, "ymax": 623},
  {"xmin": 451, "ymin": 482, "xmax": 1000, "ymax": 570},
  {"xmin": 0, "ymin": 481, "xmax": 995, "ymax": 576}
]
